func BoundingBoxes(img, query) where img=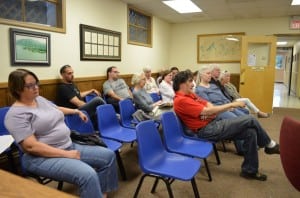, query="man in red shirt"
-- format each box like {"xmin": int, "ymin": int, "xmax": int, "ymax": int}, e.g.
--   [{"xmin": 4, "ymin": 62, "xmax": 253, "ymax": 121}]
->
[{"xmin": 173, "ymin": 70, "xmax": 279, "ymax": 181}]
